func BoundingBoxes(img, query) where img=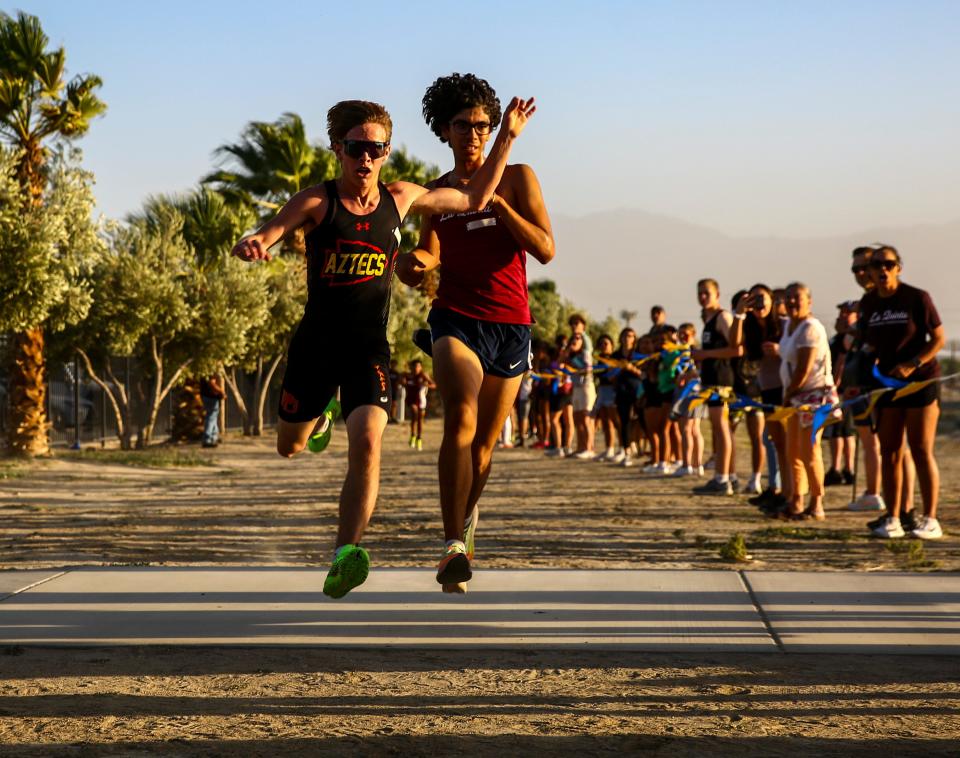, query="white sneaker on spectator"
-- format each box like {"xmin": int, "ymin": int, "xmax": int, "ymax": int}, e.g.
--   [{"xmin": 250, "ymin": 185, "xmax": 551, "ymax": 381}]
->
[
  {"xmin": 696, "ymin": 465, "xmax": 705, "ymax": 477},
  {"xmin": 872, "ymin": 516, "xmax": 905, "ymax": 539},
  {"xmin": 671, "ymin": 465, "xmax": 692, "ymax": 477},
  {"xmin": 848, "ymin": 492, "xmax": 886, "ymax": 512},
  {"xmin": 611, "ymin": 450, "xmax": 626, "ymax": 464},
  {"xmin": 621, "ymin": 454, "xmax": 634, "ymax": 468},
  {"xmin": 600, "ymin": 447, "xmax": 617, "ymax": 461},
  {"xmin": 911, "ymin": 516, "xmax": 943, "ymax": 540},
  {"xmin": 545, "ymin": 447, "xmax": 564, "ymax": 458},
  {"xmin": 573, "ymin": 450, "xmax": 596, "ymax": 460},
  {"xmin": 642, "ymin": 463, "xmax": 659, "ymax": 474},
  {"xmin": 742, "ymin": 480, "xmax": 763, "ymax": 495},
  {"xmin": 628, "ymin": 442, "xmax": 639, "ymax": 456}
]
